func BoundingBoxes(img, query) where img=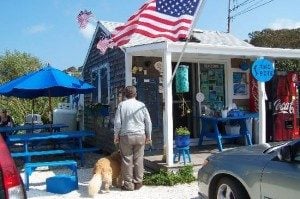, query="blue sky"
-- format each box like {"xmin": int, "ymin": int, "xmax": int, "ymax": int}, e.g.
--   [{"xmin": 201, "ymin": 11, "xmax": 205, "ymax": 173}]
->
[{"xmin": 0, "ymin": 0, "xmax": 299, "ymax": 70}]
